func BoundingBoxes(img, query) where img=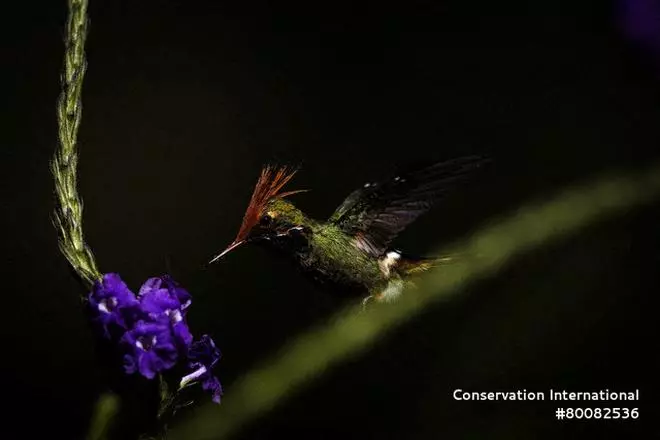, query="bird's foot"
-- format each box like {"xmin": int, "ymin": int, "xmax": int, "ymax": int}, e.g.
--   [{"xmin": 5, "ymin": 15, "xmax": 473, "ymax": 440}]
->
[{"xmin": 361, "ymin": 295, "xmax": 375, "ymax": 313}]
